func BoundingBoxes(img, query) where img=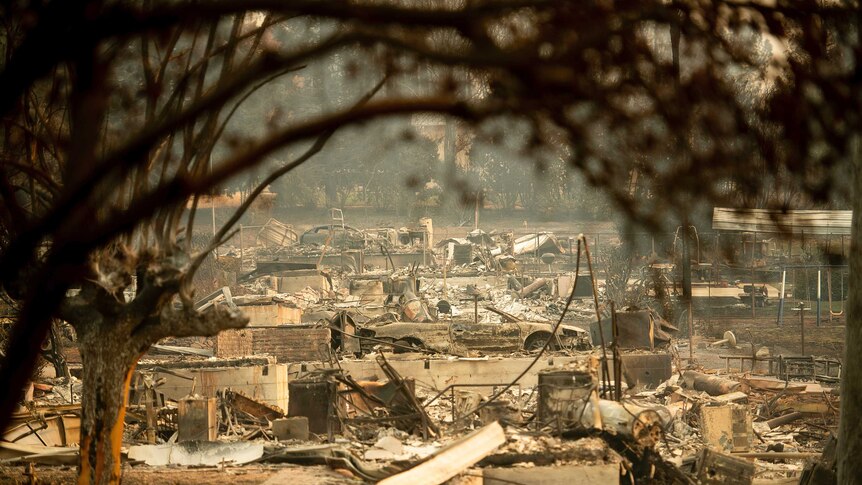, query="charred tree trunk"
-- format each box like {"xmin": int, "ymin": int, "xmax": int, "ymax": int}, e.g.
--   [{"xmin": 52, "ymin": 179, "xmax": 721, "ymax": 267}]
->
[
  {"xmin": 58, "ymin": 257, "xmax": 248, "ymax": 485},
  {"xmin": 838, "ymin": 150, "xmax": 862, "ymax": 484},
  {"xmin": 77, "ymin": 326, "xmax": 138, "ymax": 485}
]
